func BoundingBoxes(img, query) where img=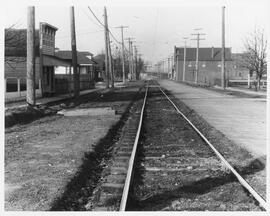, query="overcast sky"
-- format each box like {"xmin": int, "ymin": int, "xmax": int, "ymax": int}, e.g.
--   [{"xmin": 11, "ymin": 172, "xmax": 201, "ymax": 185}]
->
[{"xmin": 3, "ymin": 0, "xmax": 269, "ymax": 65}]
